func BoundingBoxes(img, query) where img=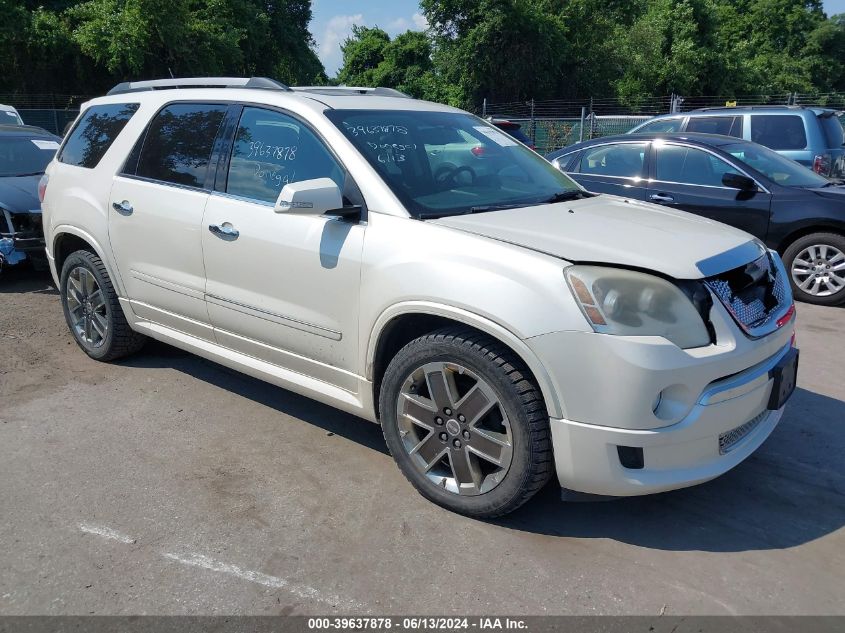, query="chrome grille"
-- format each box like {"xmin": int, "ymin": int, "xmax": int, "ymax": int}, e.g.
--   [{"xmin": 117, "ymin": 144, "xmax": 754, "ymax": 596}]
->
[
  {"xmin": 719, "ymin": 411, "xmax": 767, "ymax": 454},
  {"xmin": 705, "ymin": 252, "xmax": 790, "ymax": 337}
]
